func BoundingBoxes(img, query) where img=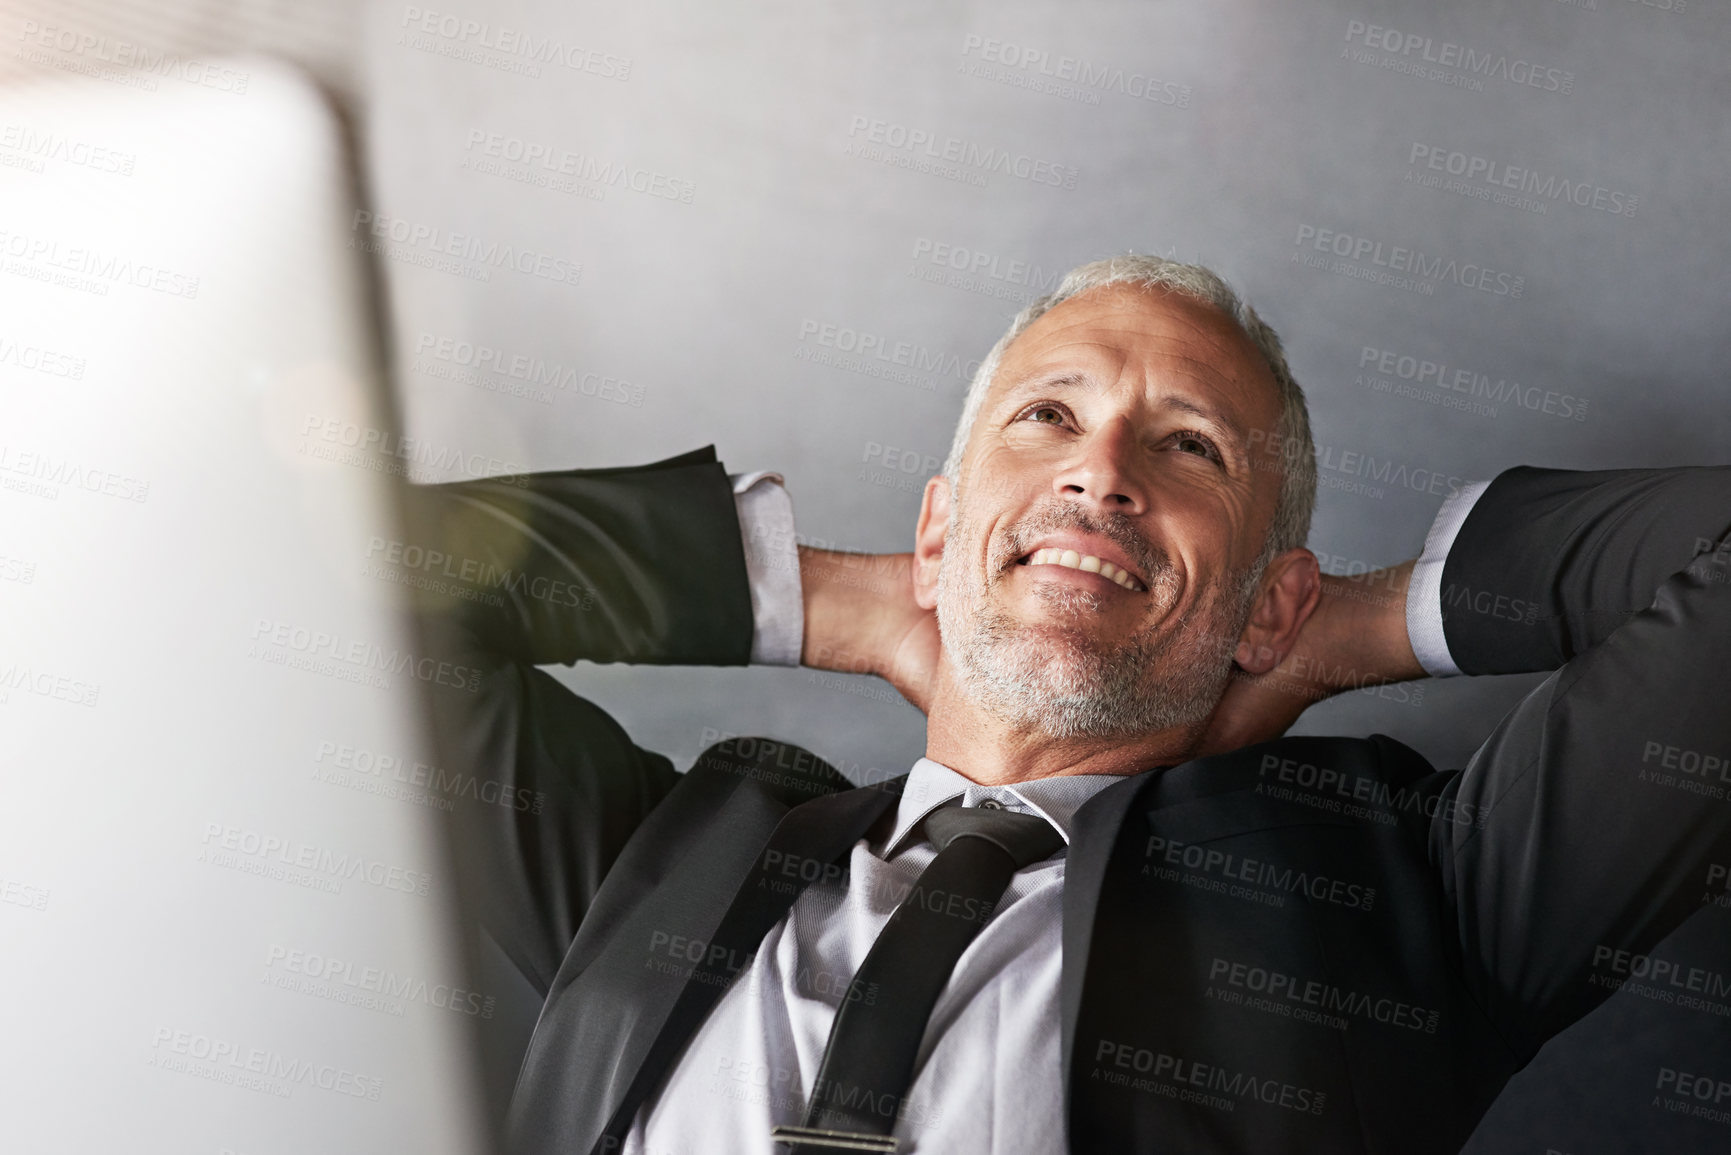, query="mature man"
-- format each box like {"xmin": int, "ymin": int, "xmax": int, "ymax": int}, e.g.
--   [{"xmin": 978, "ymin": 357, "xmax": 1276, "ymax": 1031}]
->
[{"xmin": 406, "ymin": 256, "xmax": 1731, "ymax": 1154}]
